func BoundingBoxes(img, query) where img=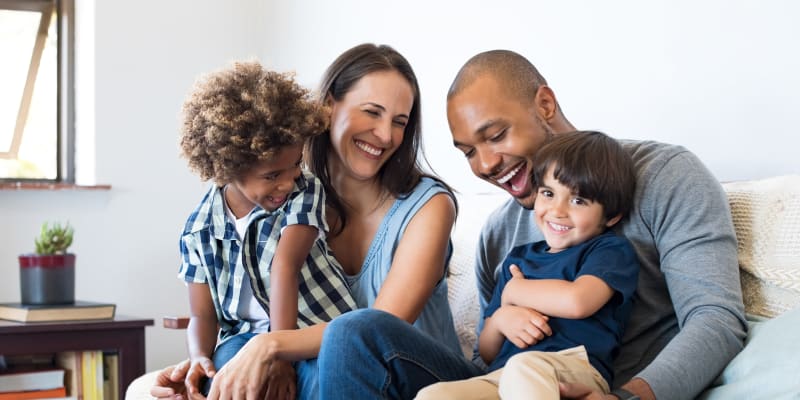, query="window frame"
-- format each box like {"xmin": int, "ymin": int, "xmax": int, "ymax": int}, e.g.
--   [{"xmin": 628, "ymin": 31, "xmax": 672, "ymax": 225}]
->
[{"xmin": 0, "ymin": 0, "xmax": 75, "ymax": 183}]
